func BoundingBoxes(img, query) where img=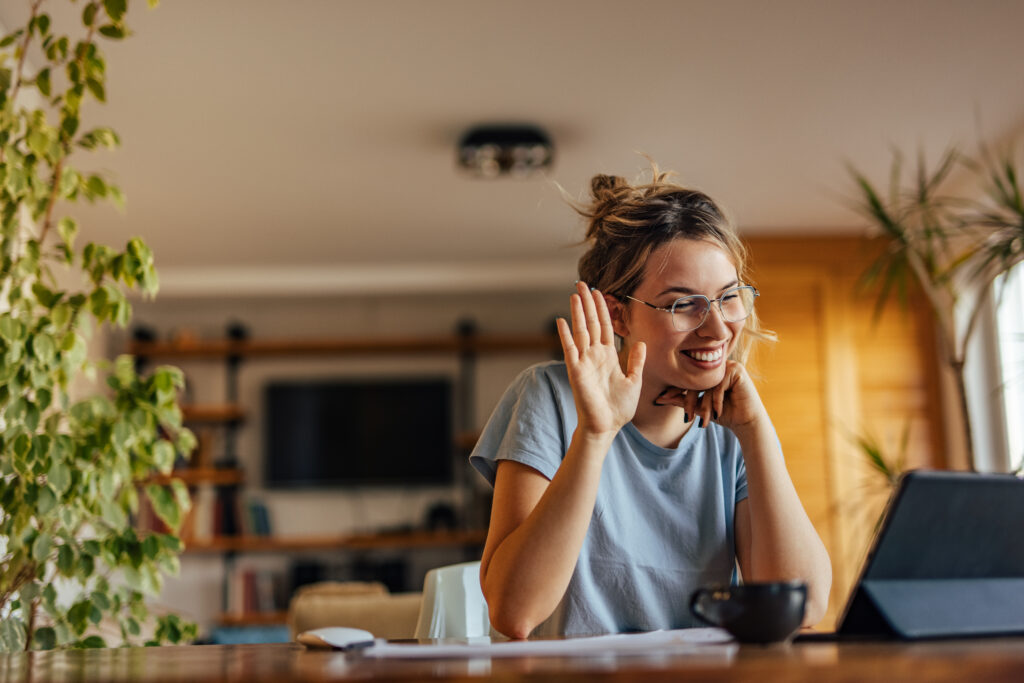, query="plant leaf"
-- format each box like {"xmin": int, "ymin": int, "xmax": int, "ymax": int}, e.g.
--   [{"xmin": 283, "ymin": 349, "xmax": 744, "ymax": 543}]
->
[
  {"xmin": 103, "ymin": 0, "xmax": 127, "ymax": 22},
  {"xmin": 33, "ymin": 626, "xmax": 56, "ymax": 650}
]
